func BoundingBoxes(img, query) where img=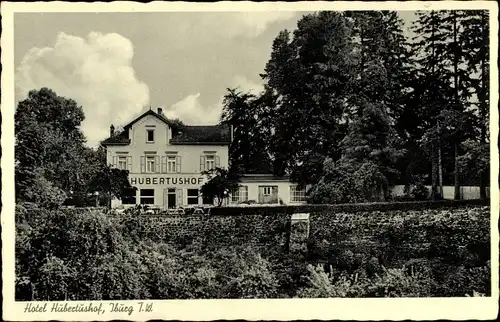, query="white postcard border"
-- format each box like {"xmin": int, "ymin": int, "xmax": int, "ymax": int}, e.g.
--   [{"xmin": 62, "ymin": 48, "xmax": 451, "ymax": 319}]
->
[{"xmin": 2, "ymin": 1, "xmax": 499, "ymax": 321}]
